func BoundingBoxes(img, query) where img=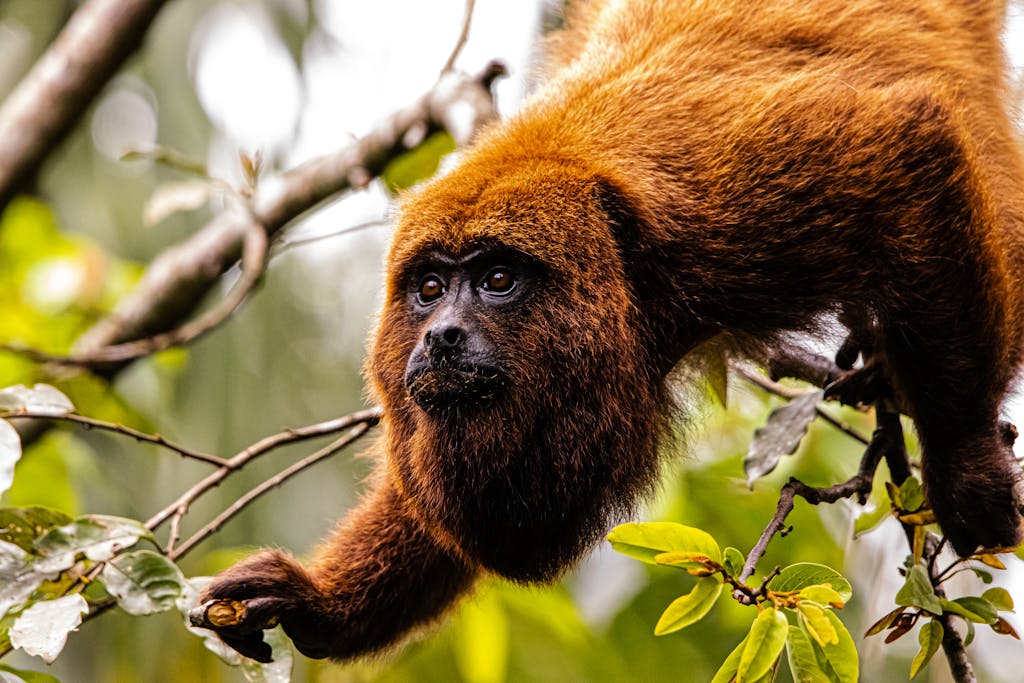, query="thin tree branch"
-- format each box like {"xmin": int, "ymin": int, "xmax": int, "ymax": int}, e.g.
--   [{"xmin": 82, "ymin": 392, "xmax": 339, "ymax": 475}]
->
[
  {"xmin": 2, "ymin": 411, "xmax": 226, "ymax": 467},
  {"xmin": 441, "ymin": 0, "xmax": 477, "ymax": 74},
  {"xmin": 169, "ymin": 420, "xmax": 376, "ymax": 560},
  {"xmin": 144, "ymin": 407, "xmax": 382, "ymax": 531},
  {"xmin": 272, "ymin": 218, "xmax": 388, "ymax": 255},
  {"xmin": 0, "ymin": 0, "xmax": 170, "ymax": 213}
]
